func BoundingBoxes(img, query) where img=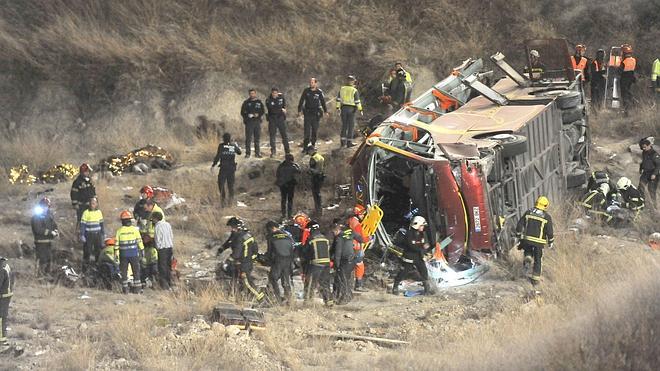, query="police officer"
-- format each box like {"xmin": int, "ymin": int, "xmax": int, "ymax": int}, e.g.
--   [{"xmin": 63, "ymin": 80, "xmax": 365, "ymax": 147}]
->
[
  {"xmin": 298, "ymin": 77, "xmax": 329, "ymax": 150},
  {"xmin": 70, "ymin": 163, "xmax": 96, "ymax": 223},
  {"xmin": 265, "ymin": 221, "xmax": 294, "ymax": 304},
  {"xmin": 516, "ymin": 196, "xmax": 554, "ymax": 285},
  {"xmin": 331, "ymin": 220, "xmax": 361, "ymax": 304},
  {"xmin": 639, "ymin": 138, "xmax": 660, "ymax": 208},
  {"xmin": 212, "ymin": 132, "xmax": 242, "ymax": 207},
  {"xmin": 79, "ymin": 197, "xmax": 105, "ymax": 273},
  {"xmin": 220, "ymin": 217, "xmax": 264, "ymax": 302},
  {"xmin": 392, "ymin": 216, "xmax": 433, "ymax": 295},
  {"xmin": 303, "ymin": 221, "xmax": 333, "ymax": 306},
  {"xmin": 0, "ymin": 255, "xmax": 14, "ymax": 350},
  {"xmin": 276, "ymin": 154, "xmax": 301, "ymax": 219},
  {"xmin": 307, "ymin": 145, "xmax": 325, "ymax": 216},
  {"xmin": 240, "ymin": 89, "xmax": 265, "ymax": 158},
  {"xmin": 336, "ymin": 75, "xmax": 363, "ymax": 148},
  {"xmin": 266, "ymin": 87, "xmax": 290, "ymax": 157},
  {"xmin": 115, "ymin": 210, "xmax": 144, "ymax": 294},
  {"xmin": 31, "ymin": 197, "xmax": 59, "ymax": 276}
]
